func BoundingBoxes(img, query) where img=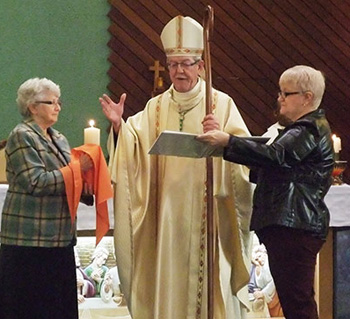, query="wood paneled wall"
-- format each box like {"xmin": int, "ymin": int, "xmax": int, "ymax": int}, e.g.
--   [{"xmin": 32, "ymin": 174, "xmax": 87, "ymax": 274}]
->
[{"xmin": 107, "ymin": 0, "xmax": 350, "ymax": 182}]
